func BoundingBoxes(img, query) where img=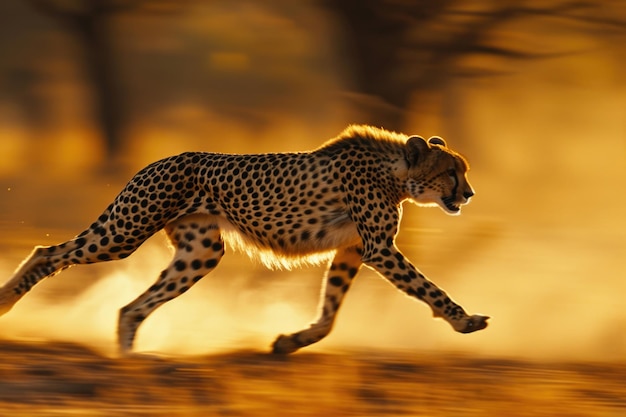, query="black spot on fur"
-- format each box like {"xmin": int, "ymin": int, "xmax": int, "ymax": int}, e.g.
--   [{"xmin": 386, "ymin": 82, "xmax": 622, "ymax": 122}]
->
[{"xmin": 329, "ymin": 277, "xmax": 343, "ymax": 287}]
